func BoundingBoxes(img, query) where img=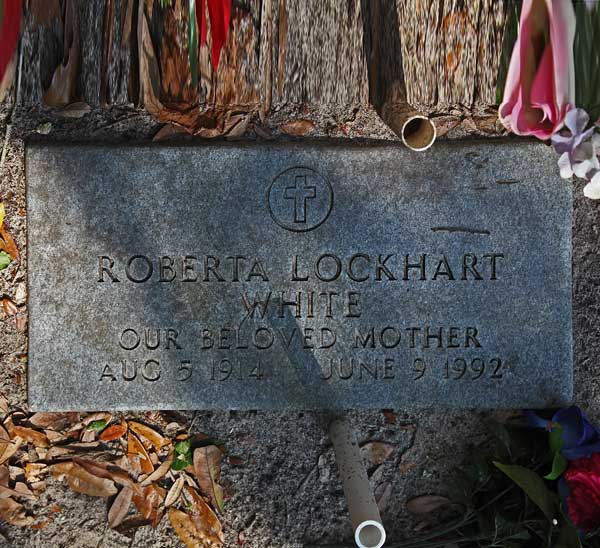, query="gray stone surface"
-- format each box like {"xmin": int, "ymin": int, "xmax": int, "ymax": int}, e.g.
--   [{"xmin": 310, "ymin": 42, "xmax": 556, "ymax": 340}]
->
[{"xmin": 26, "ymin": 141, "xmax": 572, "ymax": 411}]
